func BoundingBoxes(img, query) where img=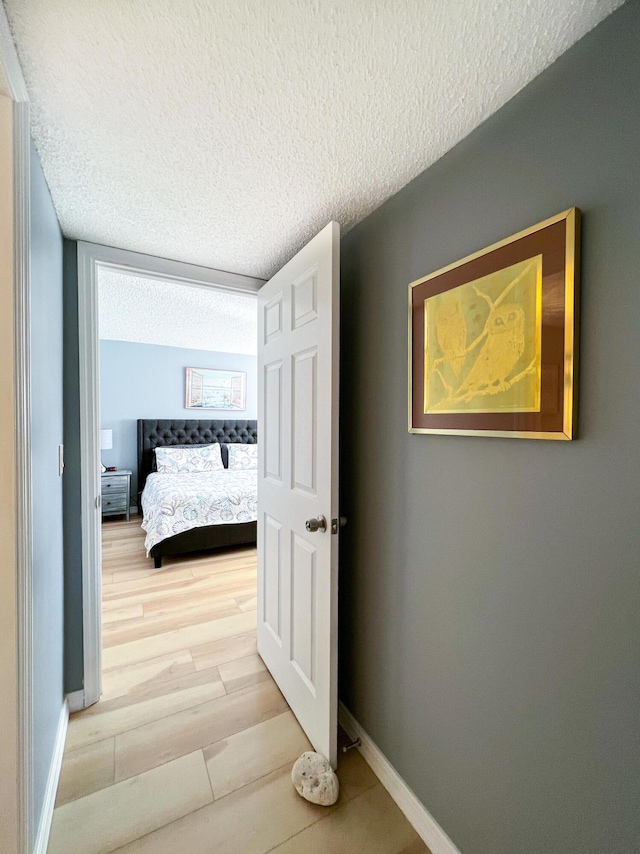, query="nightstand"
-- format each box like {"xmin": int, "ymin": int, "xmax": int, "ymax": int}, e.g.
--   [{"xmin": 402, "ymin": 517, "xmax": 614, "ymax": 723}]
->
[{"xmin": 101, "ymin": 470, "xmax": 132, "ymax": 521}]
